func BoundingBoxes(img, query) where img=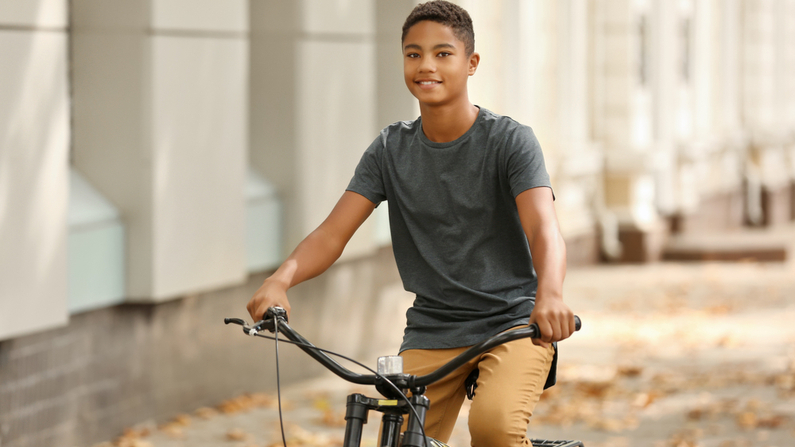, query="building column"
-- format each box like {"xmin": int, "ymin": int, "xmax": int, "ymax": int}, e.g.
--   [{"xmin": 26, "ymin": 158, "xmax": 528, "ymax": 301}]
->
[
  {"xmin": 592, "ymin": 0, "xmax": 667, "ymax": 262},
  {"xmin": 0, "ymin": 0, "xmax": 70, "ymax": 339},
  {"xmin": 71, "ymin": 0, "xmax": 249, "ymax": 301},
  {"xmin": 250, "ymin": 0, "xmax": 378, "ymax": 261},
  {"xmin": 710, "ymin": 0, "xmax": 748, "ymax": 228},
  {"xmin": 741, "ymin": 0, "xmax": 792, "ymax": 226},
  {"xmin": 659, "ymin": 0, "xmax": 746, "ymax": 234},
  {"xmin": 549, "ymin": 0, "xmax": 604, "ymax": 265},
  {"xmin": 775, "ymin": 0, "xmax": 795, "ymax": 221}
]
